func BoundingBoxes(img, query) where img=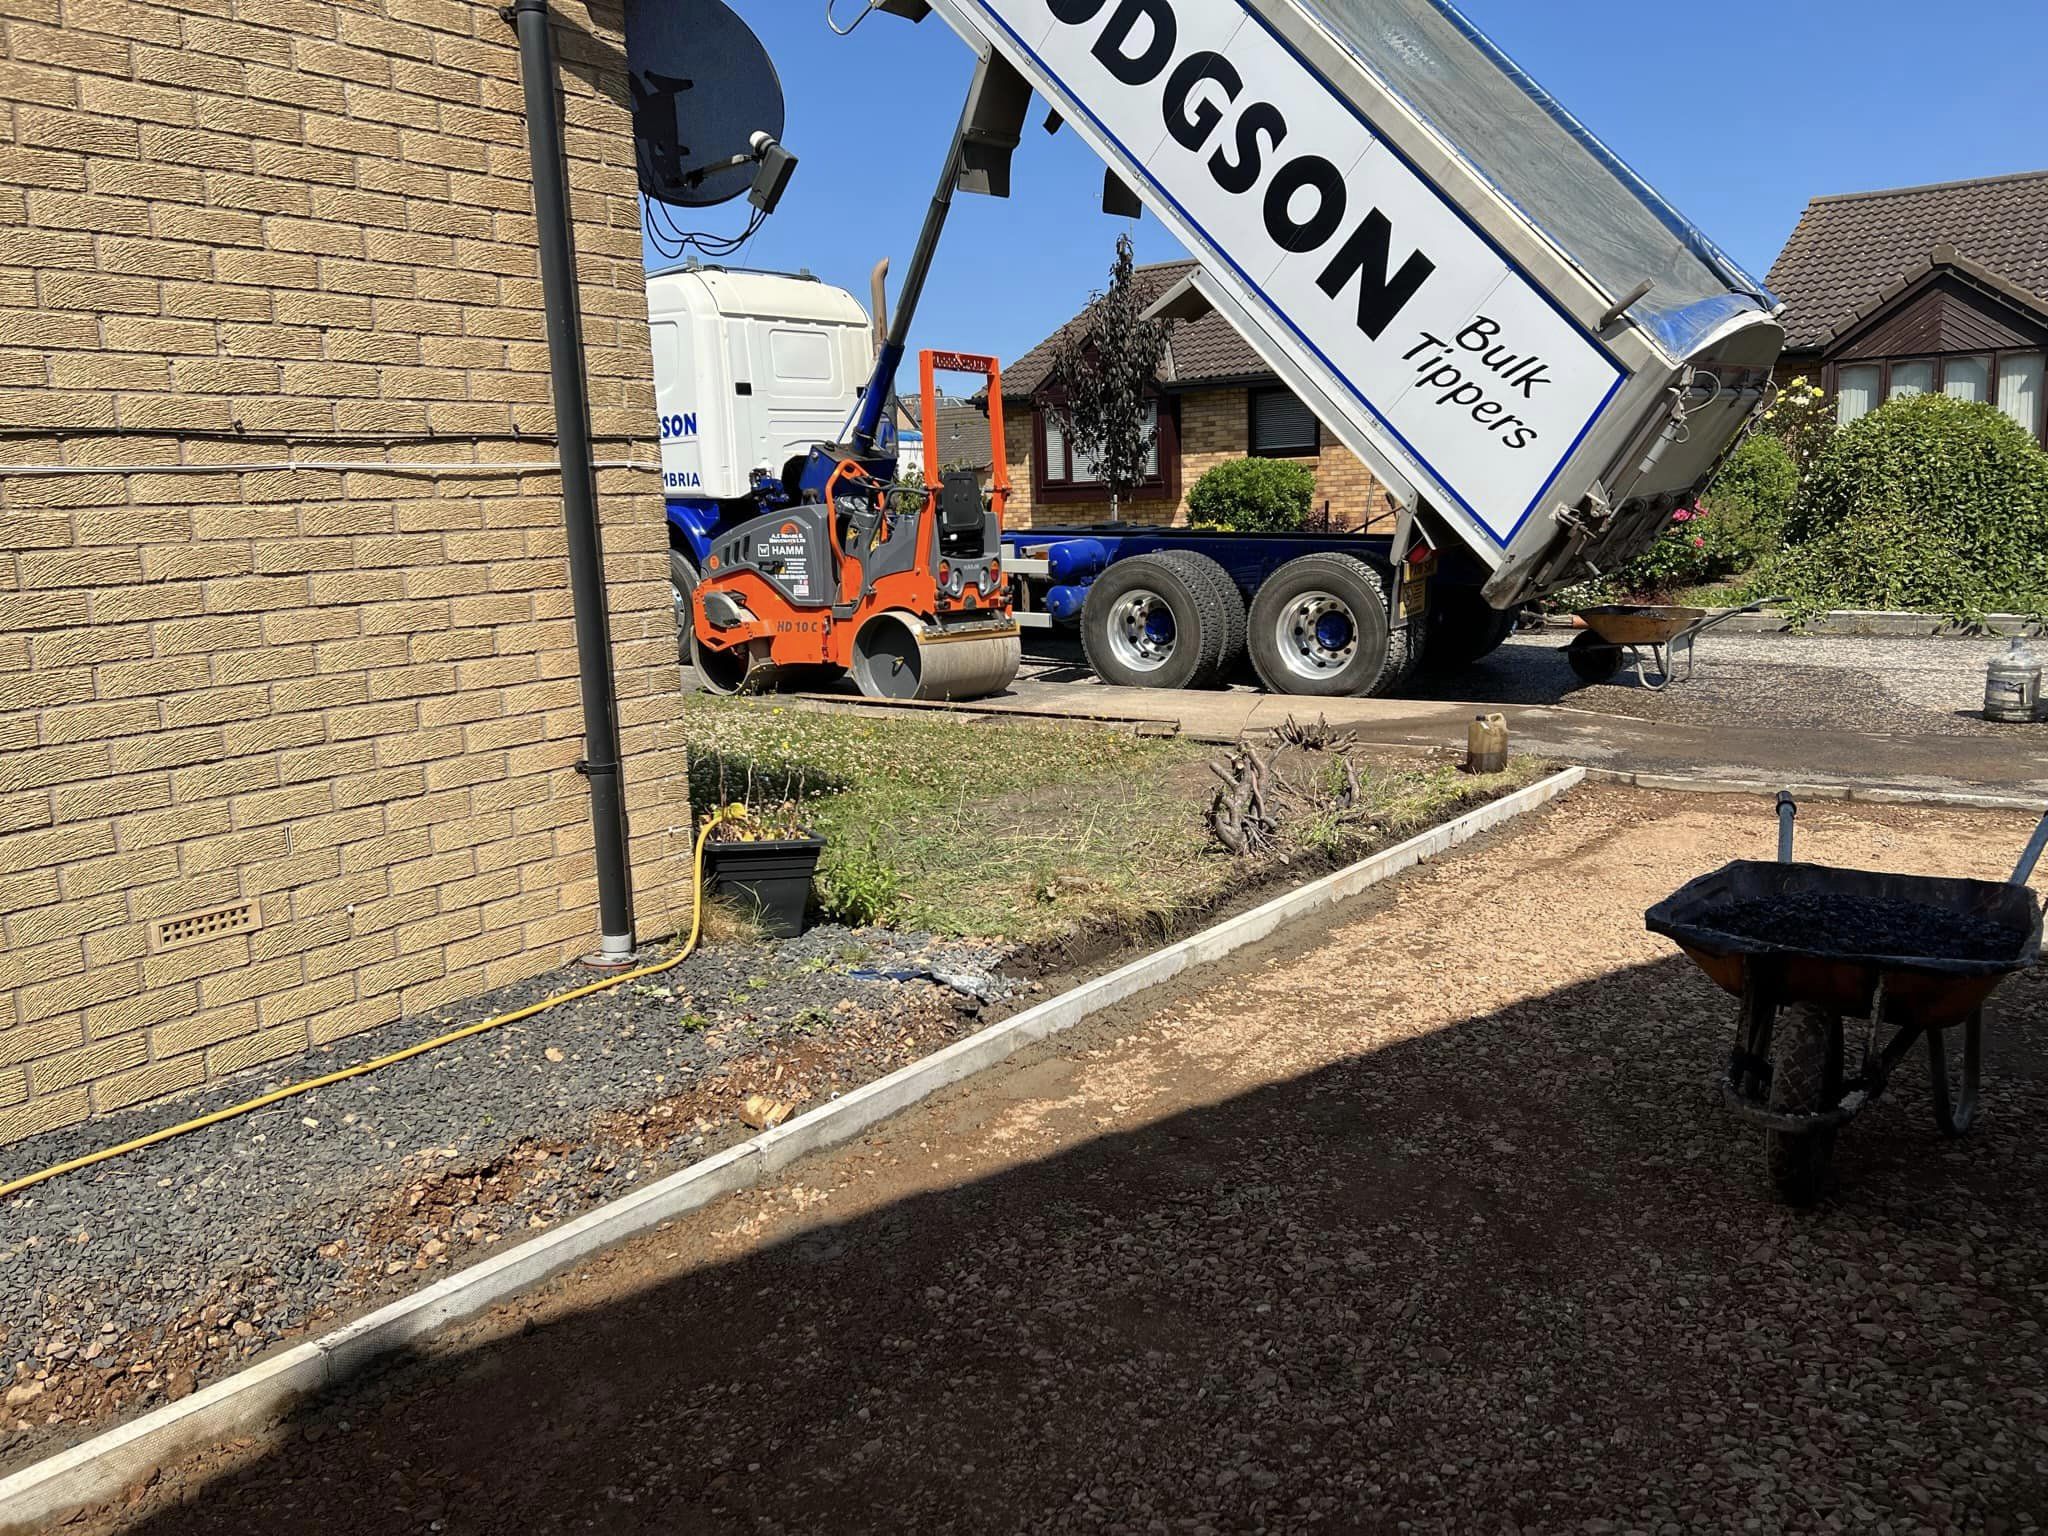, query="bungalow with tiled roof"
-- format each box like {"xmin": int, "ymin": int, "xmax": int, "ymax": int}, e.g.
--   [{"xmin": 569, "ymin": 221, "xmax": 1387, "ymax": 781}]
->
[
  {"xmin": 995, "ymin": 260, "xmax": 1399, "ymax": 531},
  {"xmin": 1767, "ymin": 170, "xmax": 2047, "ymax": 442}
]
